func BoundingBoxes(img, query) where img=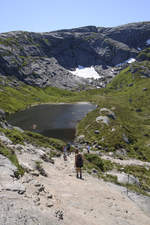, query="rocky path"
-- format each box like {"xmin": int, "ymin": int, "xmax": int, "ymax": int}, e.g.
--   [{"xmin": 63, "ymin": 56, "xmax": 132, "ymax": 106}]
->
[
  {"xmin": 1, "ymin": 149, "xmax": 150, "ymax": 225},
  {"xmin": 36, "ymin": 154, "xmax": 150, "ymax": 225}
]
